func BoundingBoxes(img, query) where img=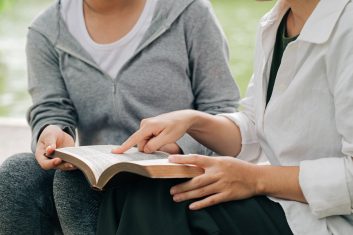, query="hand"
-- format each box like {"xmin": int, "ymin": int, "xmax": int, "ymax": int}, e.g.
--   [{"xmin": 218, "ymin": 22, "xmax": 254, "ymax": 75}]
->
[
  {"xmin": 158, "ymin": 143, "xmax": 182, "ymax": 154},
  {"xmin": 35, "ymin": 125, "xmax": 76, "ymax": 171},
  {"xmin": 112, "ymin": 110, "xmax": 196, "ymax": 154},
  {"xmin": 169, "ymin": 155, "xmax": 260, "ymax": 210}
]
